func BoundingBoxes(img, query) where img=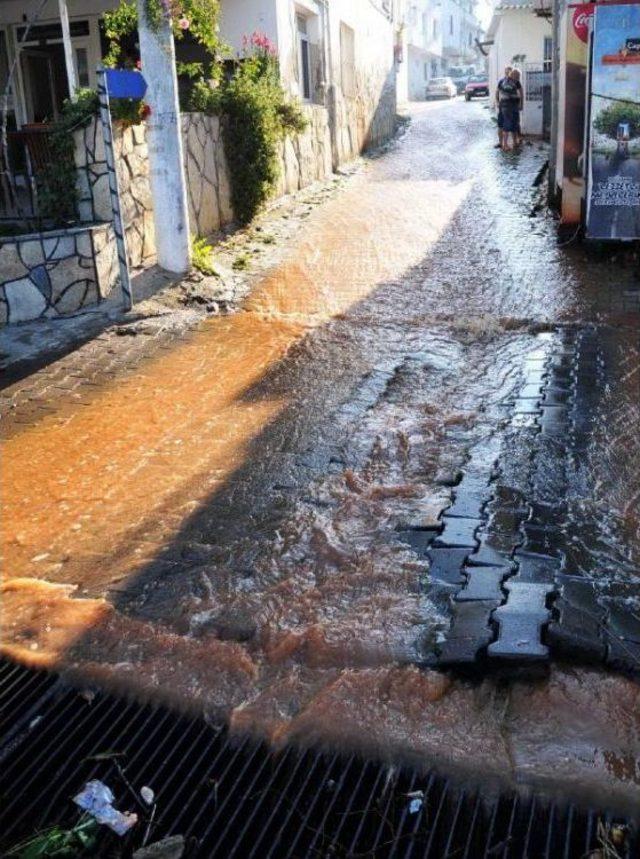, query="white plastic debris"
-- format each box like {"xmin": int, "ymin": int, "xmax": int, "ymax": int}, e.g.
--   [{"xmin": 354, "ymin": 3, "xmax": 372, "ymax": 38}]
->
[
  {"xmin": 73, "ymin": 779, "xmax": 138, "ymax": 836},
  {"xmin": 140, "ymin": 786, "xmax": 155, "ymax": 806}
]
